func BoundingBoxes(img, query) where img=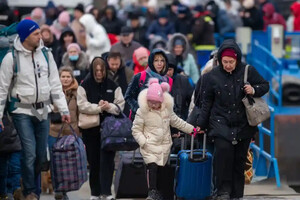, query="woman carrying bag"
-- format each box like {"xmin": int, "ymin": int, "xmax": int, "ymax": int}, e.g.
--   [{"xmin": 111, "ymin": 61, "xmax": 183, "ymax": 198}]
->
[
  {"xmin": 48, "ymin": 66, "xmax": 80, "ymax": 200},
  {"xmin": 77, "ymin": 57, "xmax": 125, "ymax": 200},
  {"xmin": 196, "ymin": 39, "xmax": 269, "ymax": 200}
]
